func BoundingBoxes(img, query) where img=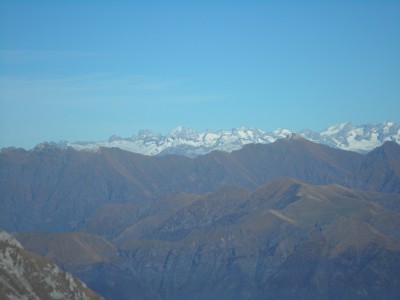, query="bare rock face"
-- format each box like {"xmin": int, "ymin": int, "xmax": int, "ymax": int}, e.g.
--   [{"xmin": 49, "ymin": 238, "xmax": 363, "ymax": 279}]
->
[{"xmin": 0, "ymin": 230, "xmax": 103, "ymax": 300}]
